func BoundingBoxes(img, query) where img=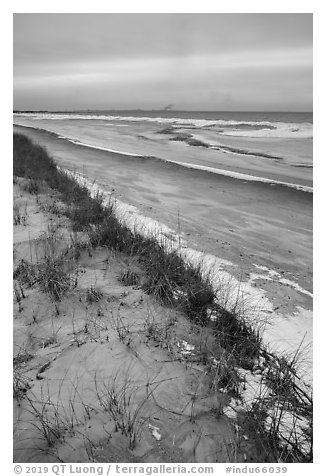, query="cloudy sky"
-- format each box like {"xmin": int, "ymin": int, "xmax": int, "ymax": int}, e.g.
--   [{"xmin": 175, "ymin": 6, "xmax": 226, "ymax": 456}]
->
[{"xmin": 13, "ymin": 13, "xmax": 312, "ymax": 111}]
